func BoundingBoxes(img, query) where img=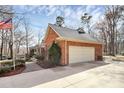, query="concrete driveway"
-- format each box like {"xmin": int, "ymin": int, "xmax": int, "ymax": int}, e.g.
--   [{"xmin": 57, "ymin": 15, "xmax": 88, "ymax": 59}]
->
[
  {"xmin": 0, "ymin": 61, "xmax": 106, "ymax": 88},
  {"xmin": 34, "ymin": 62, "xmax": 124, "ymax": 88}
]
